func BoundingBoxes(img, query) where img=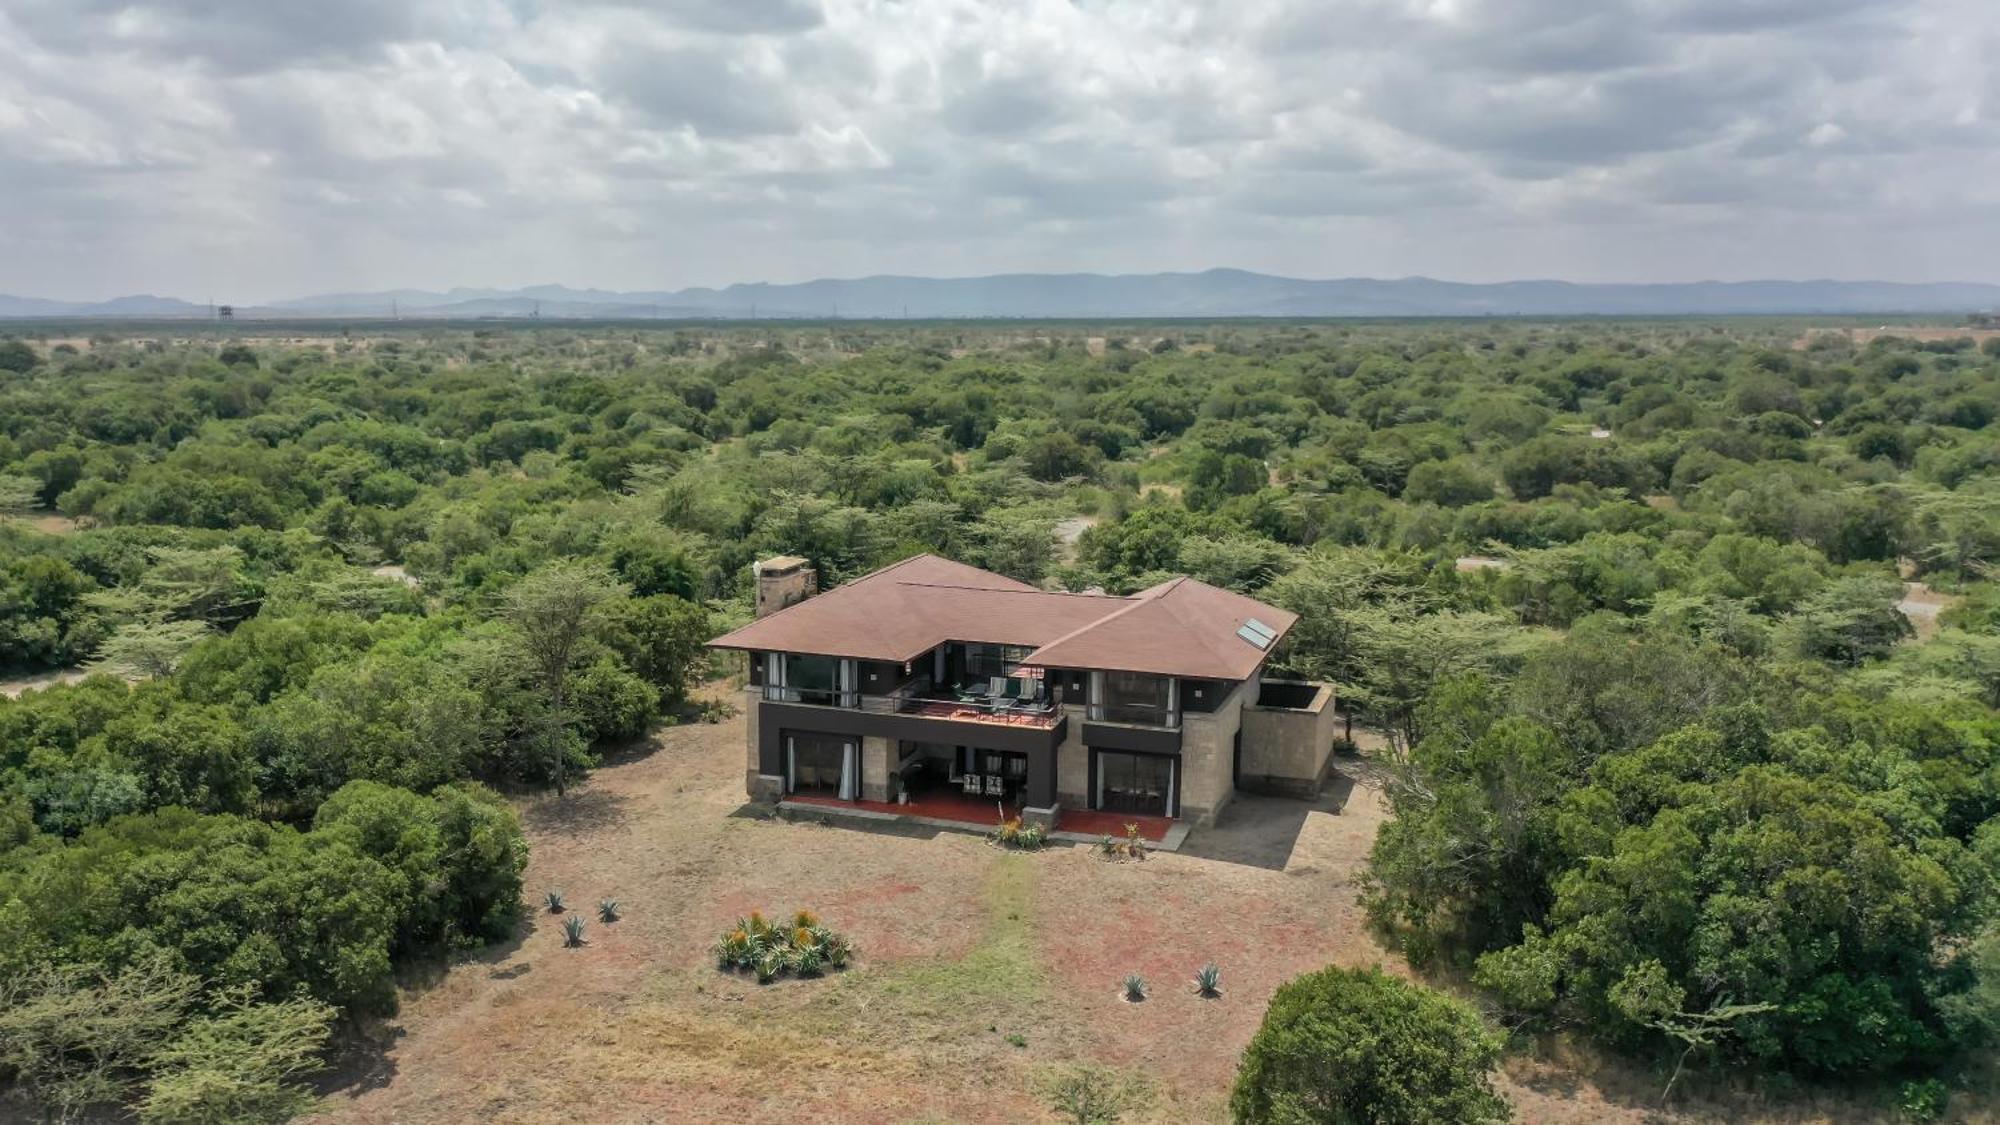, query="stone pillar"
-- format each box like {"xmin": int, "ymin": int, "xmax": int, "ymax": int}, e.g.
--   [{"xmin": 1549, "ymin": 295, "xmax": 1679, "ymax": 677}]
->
[
  {"xmin": 1055, "ymin": 709, "xmax": 1091, "ymax": 809},
  {"xmin": 861, "ymin": 736, "xmax": 893, "ymax": 802}
]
